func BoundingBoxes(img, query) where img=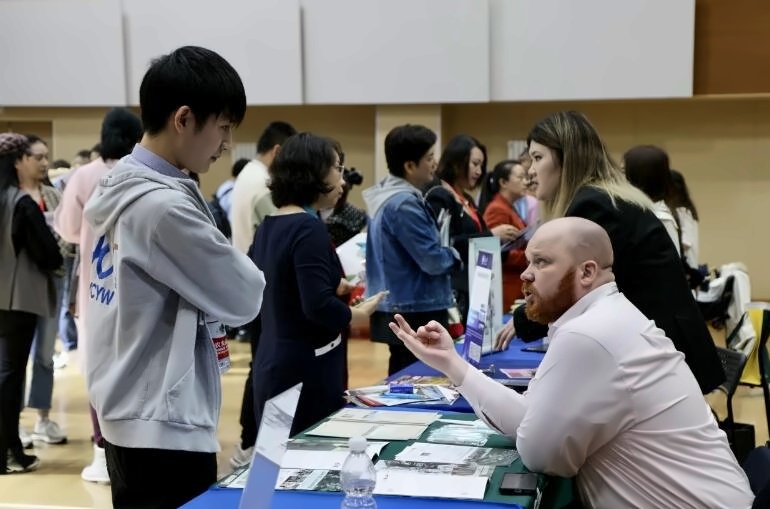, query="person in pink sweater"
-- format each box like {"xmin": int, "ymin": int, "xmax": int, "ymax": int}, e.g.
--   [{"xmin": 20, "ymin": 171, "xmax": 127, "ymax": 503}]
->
[{"xmin": 53, "ymin": 108, "xmax": 142, "ymax": 484}]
